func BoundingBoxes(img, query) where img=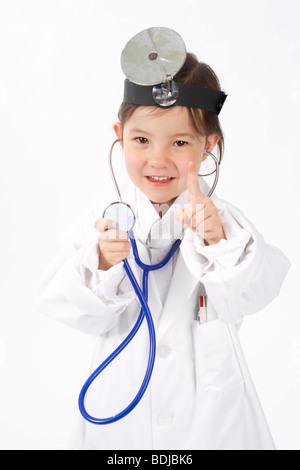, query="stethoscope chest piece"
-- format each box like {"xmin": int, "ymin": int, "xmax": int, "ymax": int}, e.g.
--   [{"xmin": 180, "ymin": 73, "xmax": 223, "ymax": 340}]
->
[{"xmin": 102, "ymin": 201, "xmax": 136, "ymax": 233}]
